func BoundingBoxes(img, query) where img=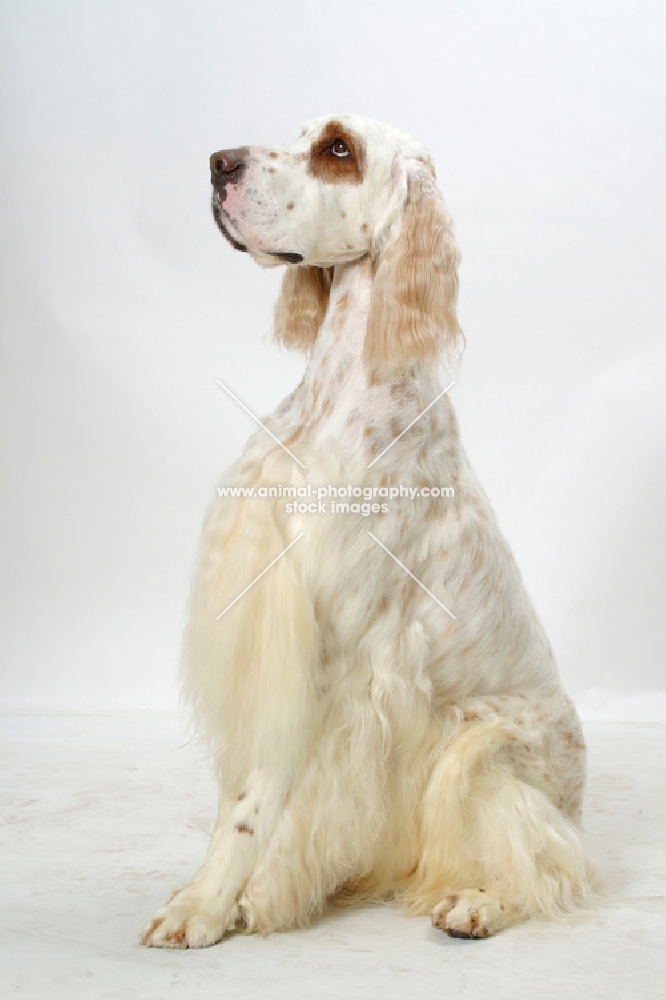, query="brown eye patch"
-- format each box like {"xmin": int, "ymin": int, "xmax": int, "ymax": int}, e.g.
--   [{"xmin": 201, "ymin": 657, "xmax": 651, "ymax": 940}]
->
[{"xmin": 308, "ymin": 121, "xmax": 365, "ymax": 185}]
